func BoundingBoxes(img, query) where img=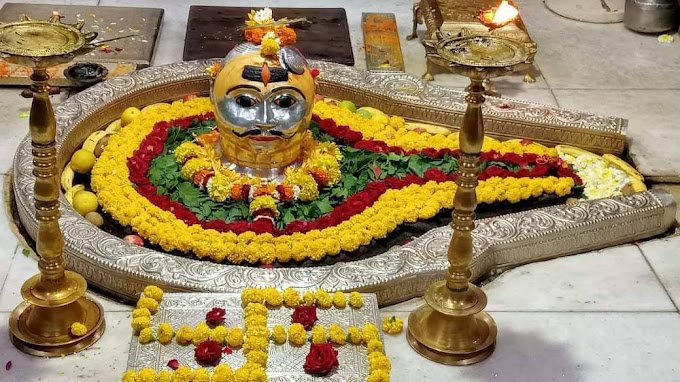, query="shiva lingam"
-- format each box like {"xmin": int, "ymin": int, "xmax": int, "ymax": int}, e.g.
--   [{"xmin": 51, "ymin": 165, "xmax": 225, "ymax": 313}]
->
[
  {"xmin": 407, "ymin": 34, "xmax": 536, "ymax": 365},
  {"xmin": 0, "ymin": 13, "xmax": 105, "ymax": 356},
  {"xmin": 408, "ymin": 0, "xmax": 537, "ymax": 94},
  {"xmin": 211, "ymin": 44, "xmax": 315, "ymax": 180}
]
